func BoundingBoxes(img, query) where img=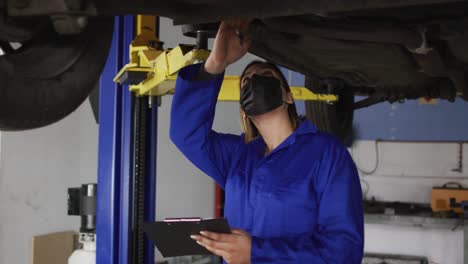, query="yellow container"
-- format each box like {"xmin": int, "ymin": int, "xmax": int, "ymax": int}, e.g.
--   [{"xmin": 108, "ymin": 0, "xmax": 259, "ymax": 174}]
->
[{"xmin": 431, "ymin": 182, "xmax": 468, "ymax": 215}]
